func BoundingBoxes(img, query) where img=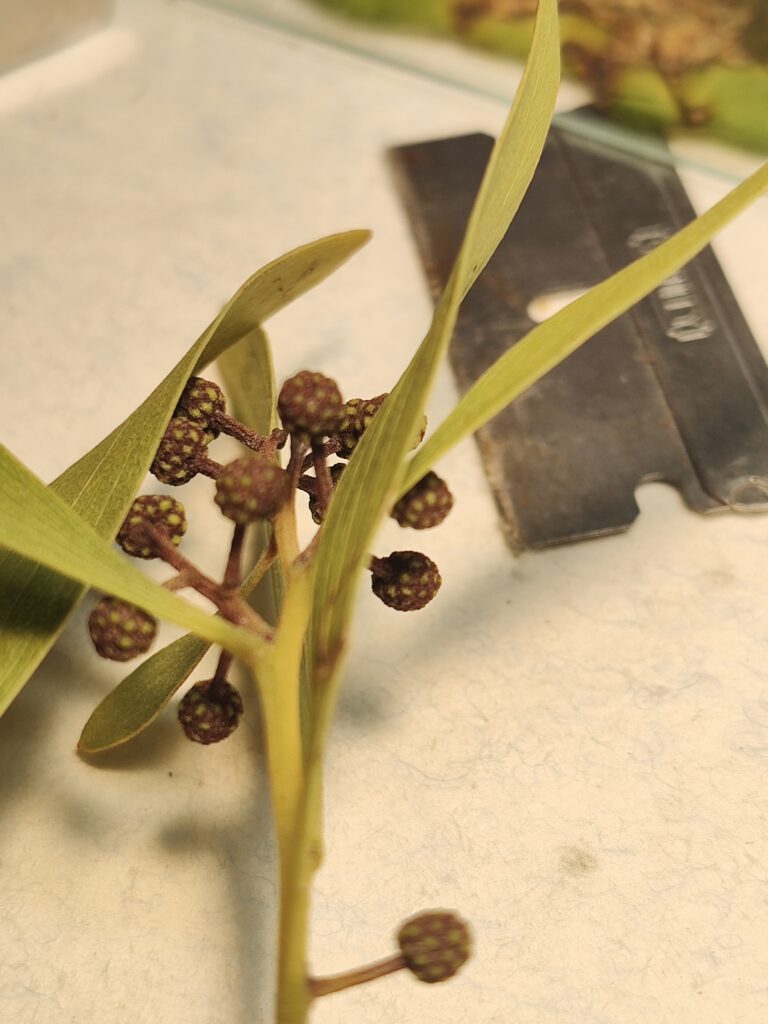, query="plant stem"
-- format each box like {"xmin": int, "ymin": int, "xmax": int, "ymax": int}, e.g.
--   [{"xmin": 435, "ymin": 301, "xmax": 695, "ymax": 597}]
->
[
  {"xmin": 212, "ymin": 648, "xmax": 234, "ymax": 686},
  {"xmin": 223, "ymin": 523, "xmax": 246, "ymax": 591},
  {"xmin": 145, "ymin": 526, "xmax": 271, "ymax": 640},
  {"xmin": 311, "ymin": 444, "xmax": 332, "ymax": 519},
  {"xmin": 194, "ymin": 454, "xmax": 223, "ymax": 480},
  {"xmin": 213, "ymin": 414, "xmax": 288, "ymax": 455},
  {"xmin": 286, "ymin": 437, "xmax": 309, "ymax": 495},
  {"xmin": 309, "ymin": 955, "xmax": 405, "ymax": 998},
  {"xmin": 272, "ymin": 666, "xmax": 335, "ymax": 1024},
  {"xmin": 300, "ymin": 437, "xmax": 339, "ymax": 472},
  {"xmin": 253, "ymin": 565, "xmax": 316, "ymax": 1023}
]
